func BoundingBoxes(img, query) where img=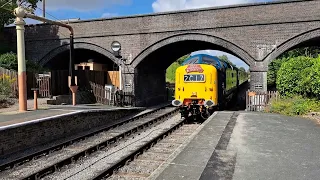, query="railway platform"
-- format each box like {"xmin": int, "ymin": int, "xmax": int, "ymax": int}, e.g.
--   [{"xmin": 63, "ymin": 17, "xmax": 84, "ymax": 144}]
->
[
  {"xmin": 0, "ymin": 102, "xmax": 170, "ymax": 127},
  {"xmin": 153, "ymin": 111, "xmax": 320, "ymax": 180}
]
